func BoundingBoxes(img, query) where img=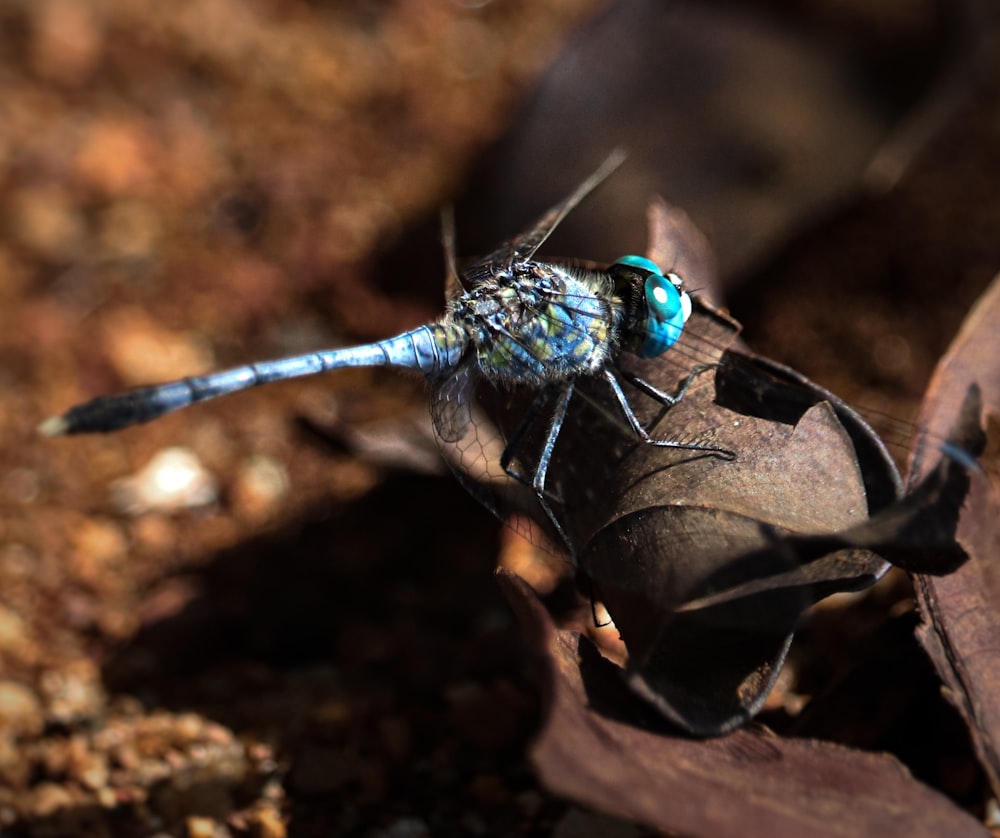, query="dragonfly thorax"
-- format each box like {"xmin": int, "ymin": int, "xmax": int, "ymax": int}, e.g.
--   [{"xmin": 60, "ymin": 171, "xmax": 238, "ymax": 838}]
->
[{"xmin": 448, "ymin": 260, "xmax": 623, "ymax": 387}]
